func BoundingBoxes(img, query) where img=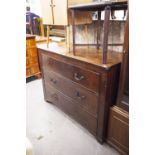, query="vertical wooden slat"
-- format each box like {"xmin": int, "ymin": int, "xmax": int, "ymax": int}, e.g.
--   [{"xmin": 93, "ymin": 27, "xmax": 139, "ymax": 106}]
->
[
  {"xmin": 116, "ymin": 14, "xmax": 129, "ymax": 111},
  {"xmin": 51, "ymin": 0, "xmax": 55, "ymax": 24},
  {"xmin": 39, "ymin": 18, "xmax": 45, "ymax": 37},
  {"xmin": 102, "ymin": 6, "xmax": 111, "ymax": 64},
  {"xmin": 84, "ymin": 24, "xmax": 89, "ymax": 49},
  {"xmin": 97, "ymin": 11, "xmax": 101, "ymax": 50},
  {"xmin": 72, "ymin": 10, "xmax": 75, "ymax": 55},
  {"xmin": 46, "ymin": 25, "xmax": 50, "ymax": 48}
]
